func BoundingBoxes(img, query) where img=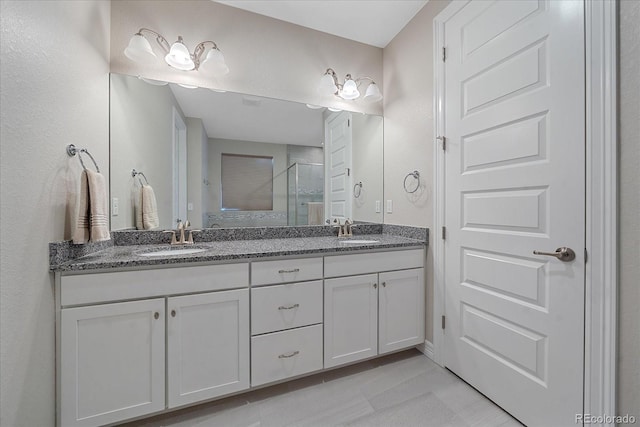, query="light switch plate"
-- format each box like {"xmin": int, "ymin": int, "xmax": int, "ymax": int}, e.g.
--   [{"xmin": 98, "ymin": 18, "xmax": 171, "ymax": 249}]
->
[
  {"xmin": 386, "ymin": 200, "xmax": 393, "ymax": 213},
  {"xmin": 112, "ymin": 198, "xmax": 119, "ymax": 216},
  {"xmin": 188, "ymin": 202, "xmax": 194, "ymax": 211},
  {"xmin": 375, "ymin": 200, "xmax": 381, "ymax": 213}
]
